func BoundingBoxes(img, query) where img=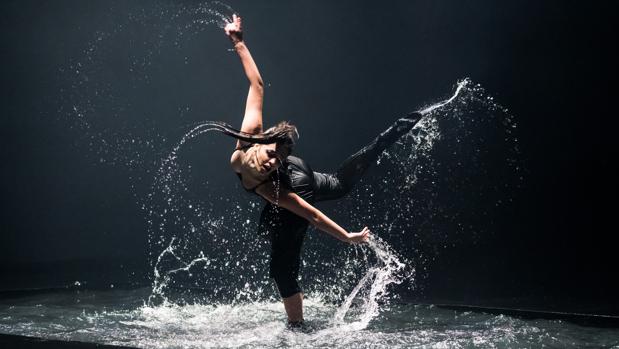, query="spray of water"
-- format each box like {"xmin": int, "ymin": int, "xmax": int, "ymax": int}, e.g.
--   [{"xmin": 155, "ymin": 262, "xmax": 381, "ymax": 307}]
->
[
  {"xmin": 332, "ymin": 237, "xmax": 409, "ymax": 331},
  {"xmin": 61, "ymin": 1, "xmax": 236, "ymax": 168}
]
